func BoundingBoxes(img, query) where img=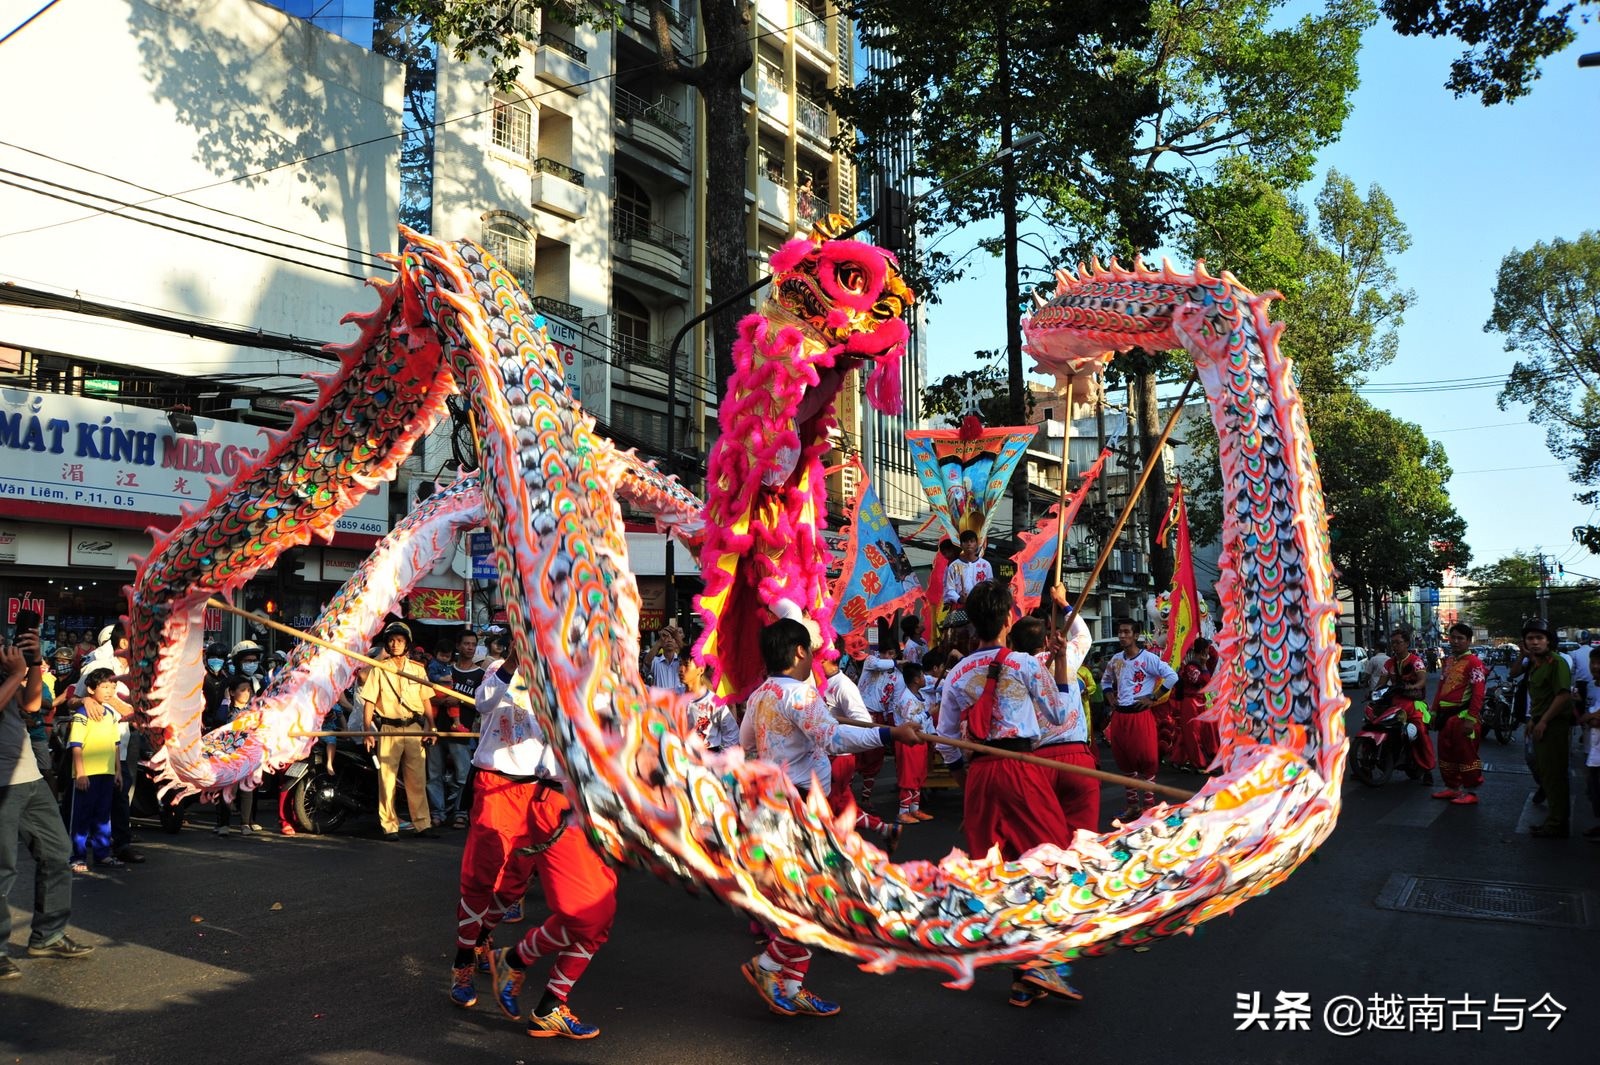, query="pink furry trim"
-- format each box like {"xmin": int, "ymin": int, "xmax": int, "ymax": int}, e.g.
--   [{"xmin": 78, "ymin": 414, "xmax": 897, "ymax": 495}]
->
[
  {"xmin": 769, "ymin": 238, "xmax": 817, "ymax": 275},
  {"xmin": 866, "ymin": 352, "xmax": 904, "ymax": 415},
  {"xmin": 817, "ymin": 243, "xmax": 888, "ymax": 312}
]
